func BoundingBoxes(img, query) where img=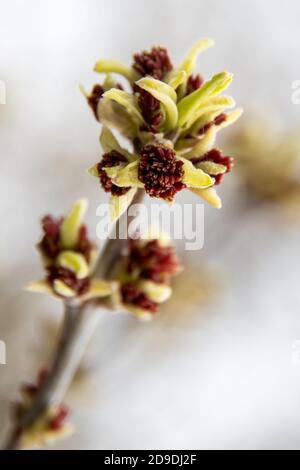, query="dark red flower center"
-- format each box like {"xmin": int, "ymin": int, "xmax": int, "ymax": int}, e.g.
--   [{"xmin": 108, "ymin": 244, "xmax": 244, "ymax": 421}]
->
[
  {"xmin": 132, "ymin": 46, "xmax": 173, "ymax": 81},
  {"xmin": 121, "ymin": 283, "xmax": 159, "ymax": 314},
  {"xmin": 198, "ymin": 113, "xmax": 227, "ymax": 136},
  {"xmin": 127, "ymin": 239, "xmax": 179, "ymax": 284},
  {"xmin": 97, "ymin": 150, "xmax": 130, "ymax": 197},
  {"xmin": 39, "ymin": 217, "xmax": 93, "ymax": 264},
  {"xmin": 87, "ymin": 84, "xmax": 104, "ymax": 120},
  {"xmin": 186, "ymin": 74, "xmax": 204, "ymax": 95},
  {"xmin": 138, "ymin": 144, "xmax": 186, "ymax": 200},
  {"xmin": 136, "ymin": 87, "xmax": 163, "ymax": 132}
]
